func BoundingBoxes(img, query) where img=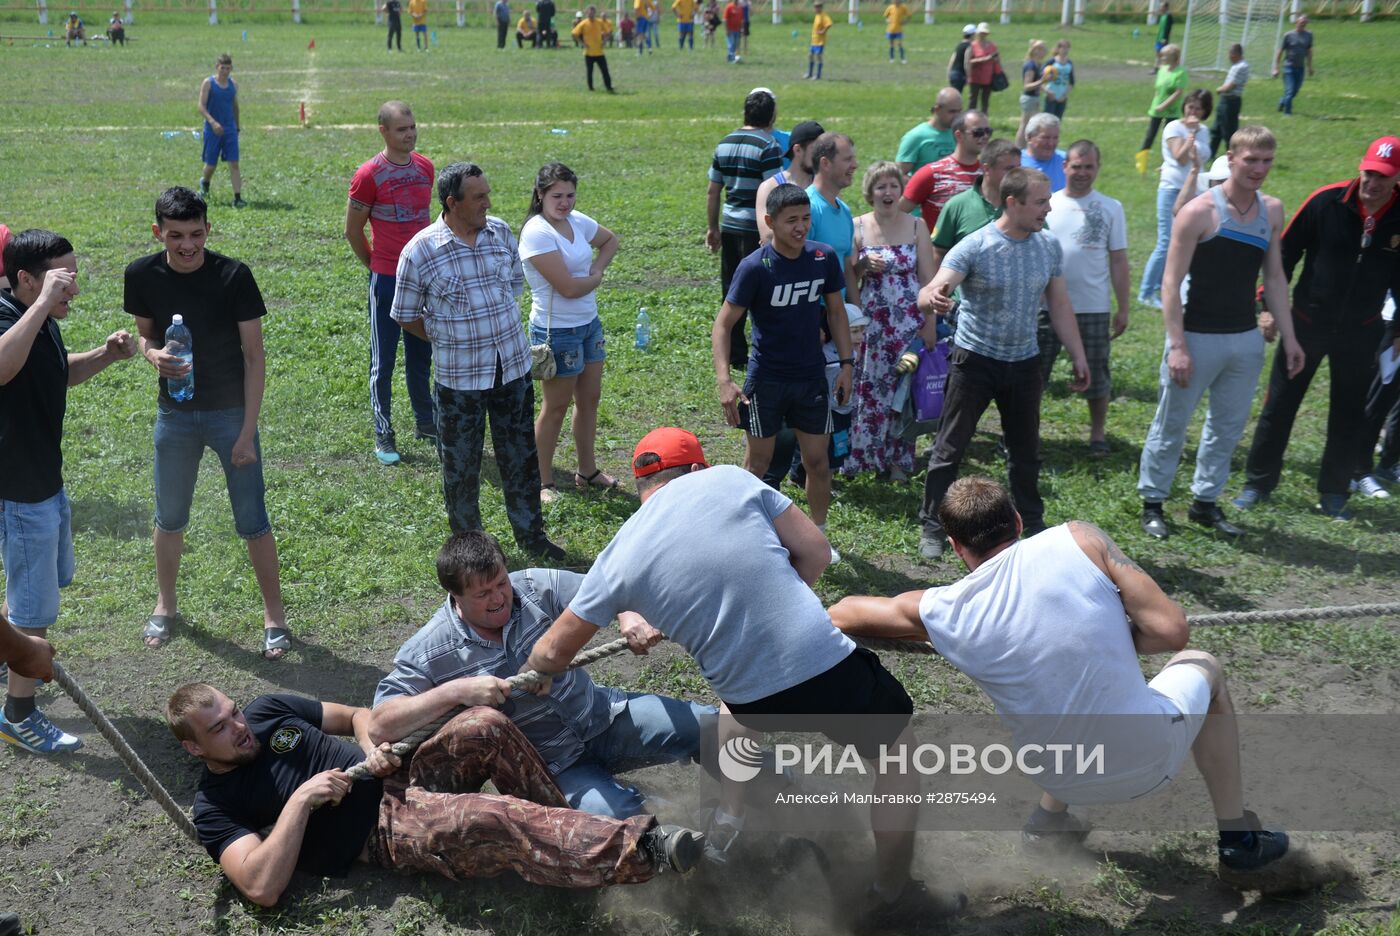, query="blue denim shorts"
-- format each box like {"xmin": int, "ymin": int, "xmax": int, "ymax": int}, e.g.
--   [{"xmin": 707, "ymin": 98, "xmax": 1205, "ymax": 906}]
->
[
  {"xmin": 0, "ymin": 489, "xmax": 75, "ymax": 630},
  {"xmin": 529, "ymin": 315, "xmax": 606, "ymax": 378},
  {"xmin": 153, "ymin": 405, "xmax": 271, "ymax": 539}
]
